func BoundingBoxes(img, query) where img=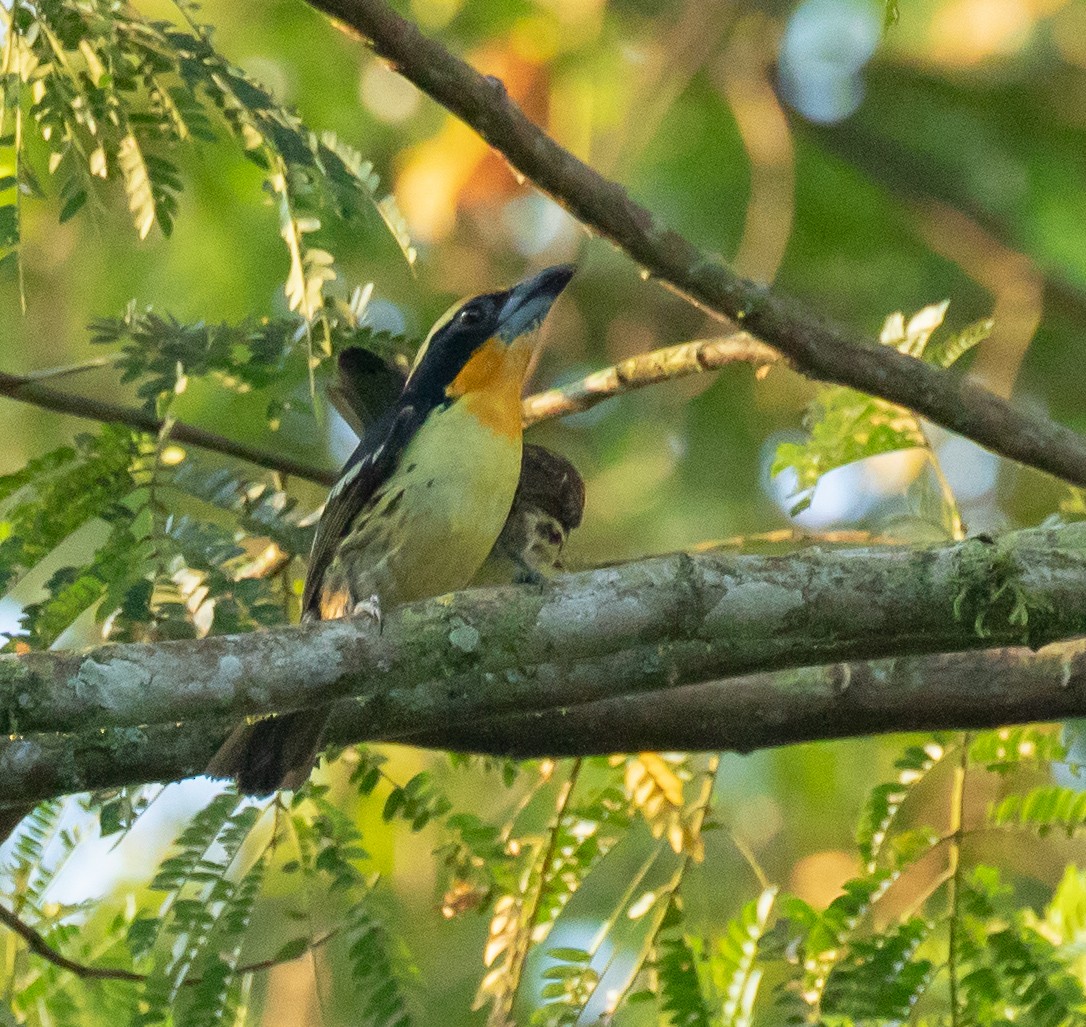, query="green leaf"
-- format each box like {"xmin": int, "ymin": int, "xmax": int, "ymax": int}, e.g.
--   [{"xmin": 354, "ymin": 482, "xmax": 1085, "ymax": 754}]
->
[
  {"xmin": 344, "ymin": 904, "xmax": 414, "ymax": 1026},
  {"xmin": 772, "ymin": 302, "xmax": 993, "ymax": 513},
  {"xmin": 98, "ymin": 797, "xmax": 131, "ymax": 837},
  {"xmin": 128, "ymin": 916, "xmax": 161, "ymax": 962},
  {"xmin": 856, "ymin": 740, "xmax": 947, "ymax": 868},
  {"xmin": 4, "ymin": 2, "xmax": 413, "ymax": 304},
  {"xmin": 546, "ymin": 947, "xmax": 592, "ymax": 963},
  {"xmin": 0, "ymin": 203, "xmax": 17, "ymax": 248},
  {"xmin": 822, "ymin": 918, "xmax": 934, "ymax": 1020},
  {"xmin": 718, "ymin": 888, "xmax": 776, "ymax": 1027},
  {"xmin": 1036, "ymin": 865, "xmax": 1086, "ymax": 947},
  {"xmin": 925, "ymin": 317, "xmax": 995, "ymax": 369},
  {"xmin": 989, "ymin": 785, "xmax": 1086, "ymax": 836},
  {"xmin": 58, "ymin": 188, "xmax": 87, "ymax": 223},
  {"xmin": 273, "ymin": 937, "xmax": 310, "ymax": 962},
  {"xmin": 771, "ymin": 386, "xmax": 926, "ymax": 501},
  {"xmin": 970, "ymin": 726, "xmax": 1070, "ymax": 774},
  {"xmin": 656, "ymin": 902, "xmax": 712, "ymax": 1027},
  {"xmin": 3, "ymin": 801, "xmax": 64, "ymax": 904},
  {"xmin": 957, "ymin": 869, "xmax": 1086, "ymax": 1026}
]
